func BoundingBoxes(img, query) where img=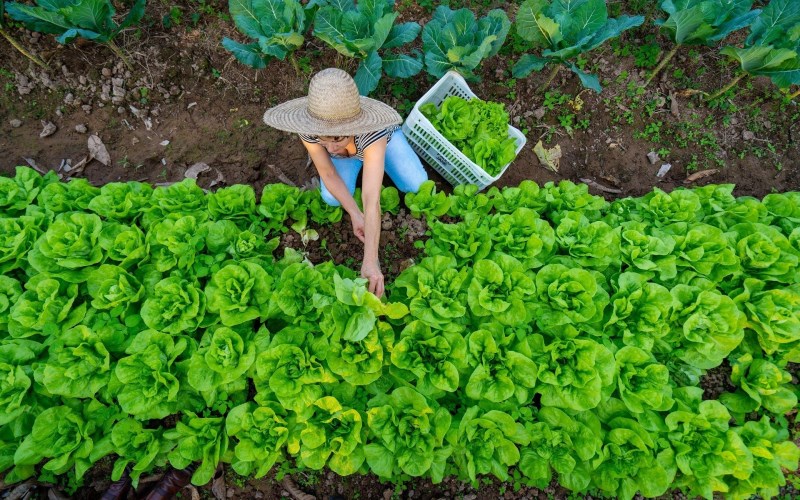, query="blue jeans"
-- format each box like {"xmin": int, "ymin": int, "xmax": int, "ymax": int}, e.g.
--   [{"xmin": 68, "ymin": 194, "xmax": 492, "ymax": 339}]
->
[{"xmin": 319, "ymin": 129, "xmax": 428, "ymax": 206}]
